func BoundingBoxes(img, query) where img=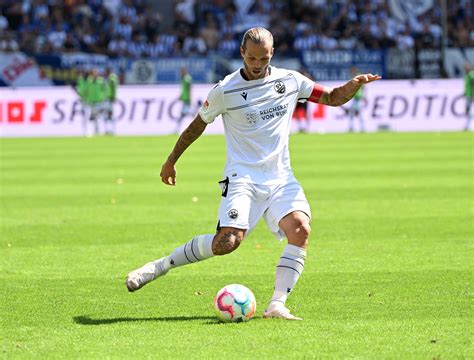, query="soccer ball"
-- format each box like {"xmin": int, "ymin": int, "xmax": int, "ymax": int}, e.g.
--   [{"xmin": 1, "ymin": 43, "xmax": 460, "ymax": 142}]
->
[{"xmin": 214, "ymin": 284, "xmax": 256, "ymax": 322}]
